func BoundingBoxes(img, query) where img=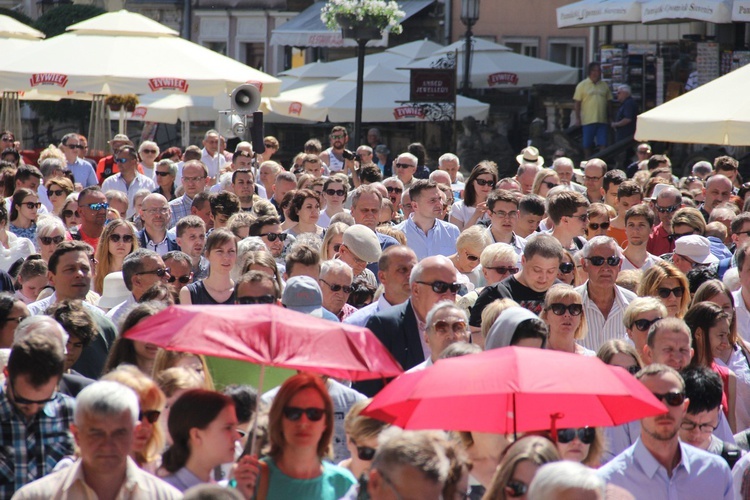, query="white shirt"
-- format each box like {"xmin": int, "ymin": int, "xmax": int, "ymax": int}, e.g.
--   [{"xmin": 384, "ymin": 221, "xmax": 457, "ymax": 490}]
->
[
  {"xmin": 733, "ymin": 289, "xmax": 750, "ymax": 342},
  {"xmin": 343, "ymin": 294, "xmax": 395, "ymax": 327},
  {"xmin": 406, "ymin": 357, "xmax": 434, "ymax": 373},
  {"xmin": 200, "ymin": 148, "xmax": 227, "ymax": 180},
  {"xmin": 715, "ymin": 345, "xmax": 750, "ymax": 431},
  {"xmin": 620, "ymin": 252, "xmax": 662, "ymax": 271},
  {"xmin": 105, "ymin": 294, "xmax": 137, "ymax": 330},
  {"xmin": 576, "ymin": 282, "xmax": 637, "ymax": 352},
  {"xmin": 101, "ymin": 172, "xmax": 156, "ymax": 218}
]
